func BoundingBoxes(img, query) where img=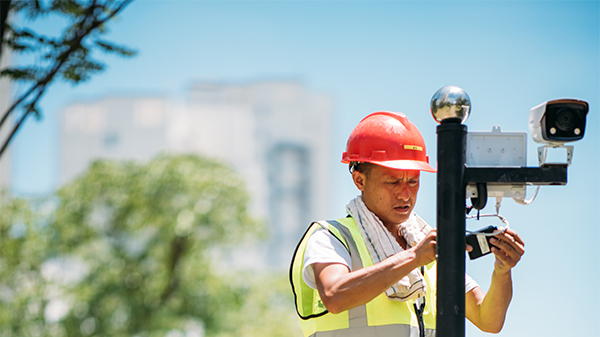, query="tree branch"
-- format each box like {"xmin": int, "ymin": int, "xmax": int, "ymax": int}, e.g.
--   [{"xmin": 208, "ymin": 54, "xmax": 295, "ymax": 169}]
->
[
  {"xmin": 0, "ymin": 82, "xmax": 47, "ymax": 158},
  {"xmin": 0, "ymin": 0, "xmax": 12, "ymax": 59},
  {"xmin": 0, "ymin": 0, "xmax": 134, "ymax": 159},
  {"xmin": 160, "ymin": 236, "xmax": 187, "ymax": 305}
]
